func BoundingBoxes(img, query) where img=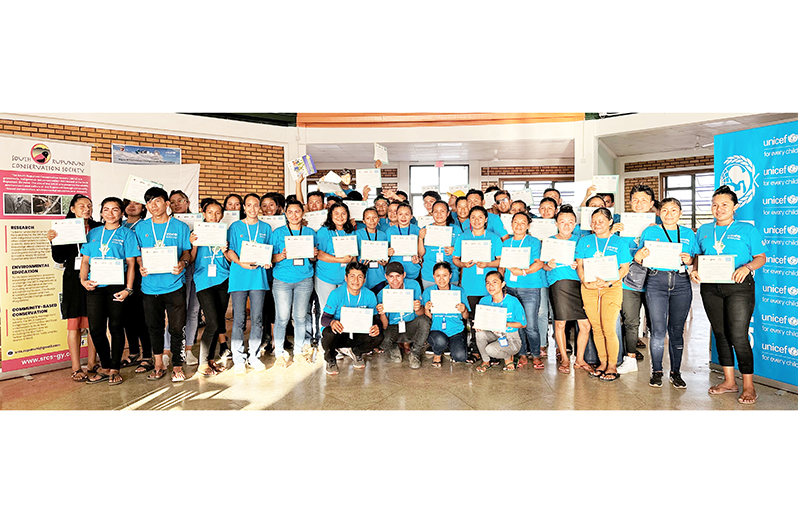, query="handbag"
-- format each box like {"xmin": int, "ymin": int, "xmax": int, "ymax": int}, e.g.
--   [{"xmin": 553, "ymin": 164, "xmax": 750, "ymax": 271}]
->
[{"xmin": 622, "ymin": 260, "xmax": 649, "ymax": 291}]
